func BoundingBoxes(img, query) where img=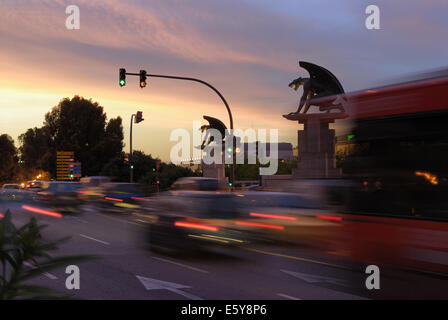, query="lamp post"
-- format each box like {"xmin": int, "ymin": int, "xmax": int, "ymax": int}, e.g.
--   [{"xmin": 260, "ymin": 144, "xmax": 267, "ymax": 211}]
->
[
  {"xmin": 130, "ymin": 111, "xmax": 144, "ymax": 183},
  {"xmin": 120, "ymin": 69, "xmax": 235, "ymax": 187}
]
